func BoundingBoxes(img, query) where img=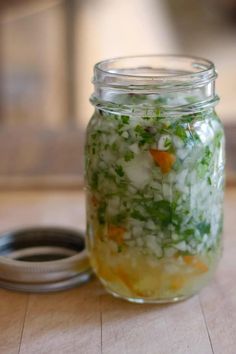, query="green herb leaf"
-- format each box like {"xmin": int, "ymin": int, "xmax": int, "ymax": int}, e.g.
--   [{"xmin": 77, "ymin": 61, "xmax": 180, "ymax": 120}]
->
[
  {"xmin": 146, "ymin": 200, "xmax": 172, "ymax": 227},
  {"xmin": 134, "ymin": 125, "xmax": 155, "ymax": 145},
  {"xmin": 115, "ymin": 165, "xmax": 125, "ymax": 177},
  {"xmin": 111, "ymin": 142, "xmax": 118, "ymax": 151},
  {"xmin": 175, "ymin": 125, "xmax": 188, "ymax": 142},
  {"xmin": 197, "ymin": 222, "xmax": 211, "ymax": 236},
  {"xmin": 124, "ymin": 151, "xmax": 134, "ymax": 161},
  {"xmin": 97, "ymin": 202, "xmax": 107, "ymax": 225},
  {"xmin": 117, "ymin": 245, "xmax": 123, "ymax": 253},
  {"xmin": 214, "ymin": 131, "xmax": 223, "ymax": 148},
  {"xmin": 121, "ymin": 115, "xmax": 130, "ymax": 124},
  {"xmin": 91, "ymin": 171, "xmax": 99, "ymax": 190},
  {"xmin": 164, "ymin": 138, "xmax": 172, "ymax": 150},
  {"xmin": 131, "ymin": 210, "xmax": 147, "ymax": 221},
  {"xmin": 111, "ymin": 212, "xmax": 127, "ymax": 225},
  {"xmin": 183, "ymin": 229, "xmax": 195, "ymax": 239},
  {"xmin": 197, "ymin": 146, "xmax": 212, "ymax": 178}
]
